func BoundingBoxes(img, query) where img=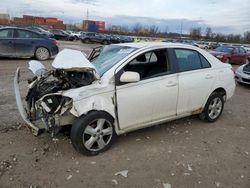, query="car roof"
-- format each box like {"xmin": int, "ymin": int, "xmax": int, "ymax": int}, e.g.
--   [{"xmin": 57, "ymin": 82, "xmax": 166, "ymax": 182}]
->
[{"xmin": 114, "ymin": 42, "xmax": 198, "ymax": 50}]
